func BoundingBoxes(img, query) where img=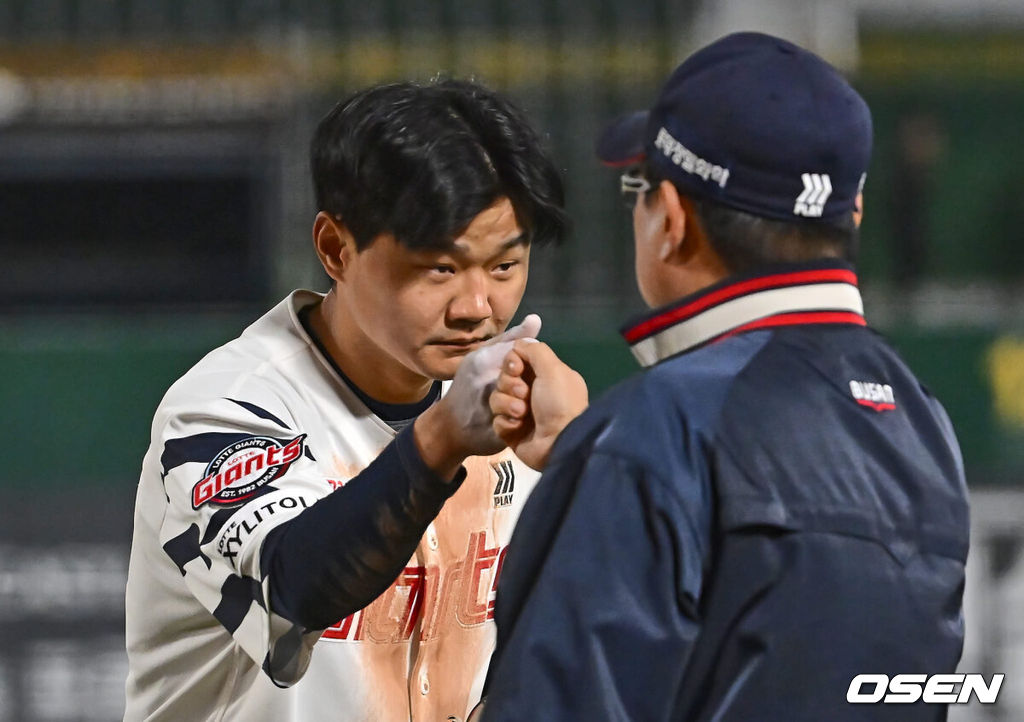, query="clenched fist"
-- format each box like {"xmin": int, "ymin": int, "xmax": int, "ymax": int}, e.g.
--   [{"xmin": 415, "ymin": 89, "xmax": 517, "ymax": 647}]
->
[{"xmin": 489, "ymin": 340, "xmax": 588, "ymax": 470}]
